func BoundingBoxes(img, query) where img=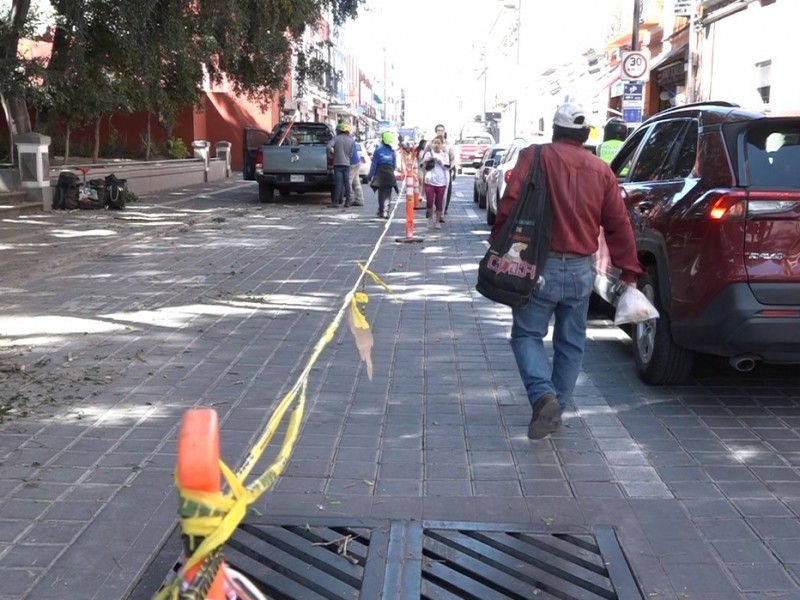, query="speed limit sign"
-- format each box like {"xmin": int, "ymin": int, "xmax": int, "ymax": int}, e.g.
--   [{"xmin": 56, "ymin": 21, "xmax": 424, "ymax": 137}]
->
[{"xmin": 621, "ymin": 51, "xmax": 650, "ymax": 82}]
